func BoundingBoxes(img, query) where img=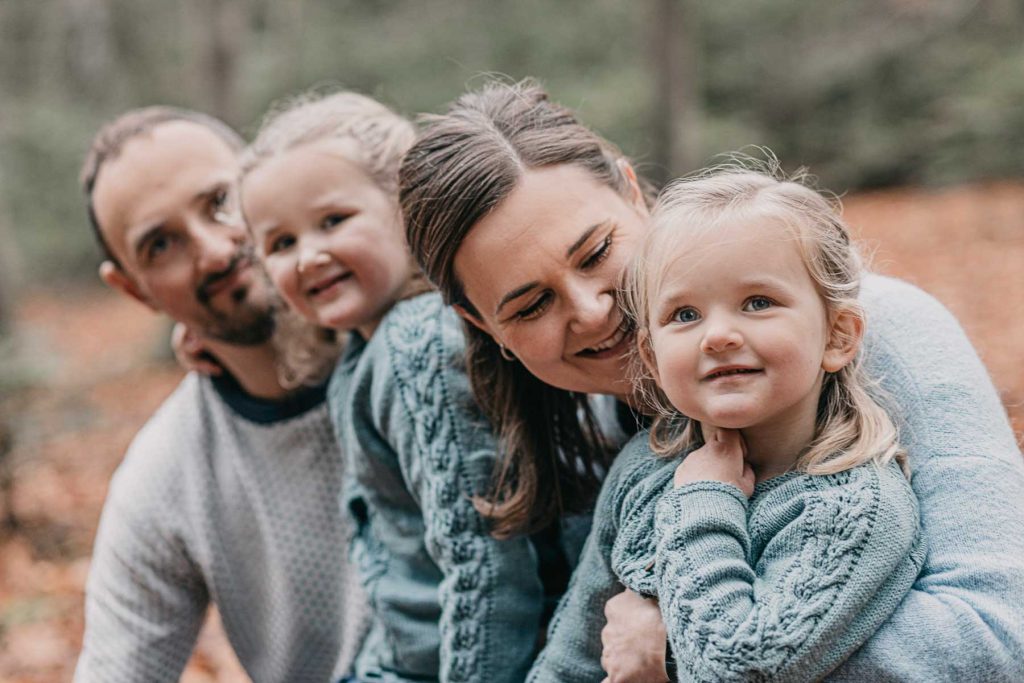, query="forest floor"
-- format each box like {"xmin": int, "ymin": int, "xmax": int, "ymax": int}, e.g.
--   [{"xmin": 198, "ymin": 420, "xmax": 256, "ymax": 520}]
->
[{"xmin": 0, "ymin": 180, "xmax": 1022, "ymax": 682}]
